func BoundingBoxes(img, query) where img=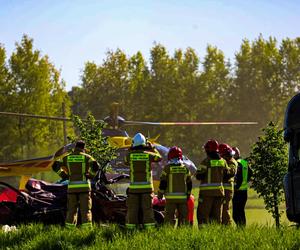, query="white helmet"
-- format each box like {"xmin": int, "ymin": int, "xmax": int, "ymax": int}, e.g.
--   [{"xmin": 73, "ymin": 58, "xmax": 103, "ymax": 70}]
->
[{"xmin": 132, "ymin": 133, "xmax": 147, "ymax": 147}]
